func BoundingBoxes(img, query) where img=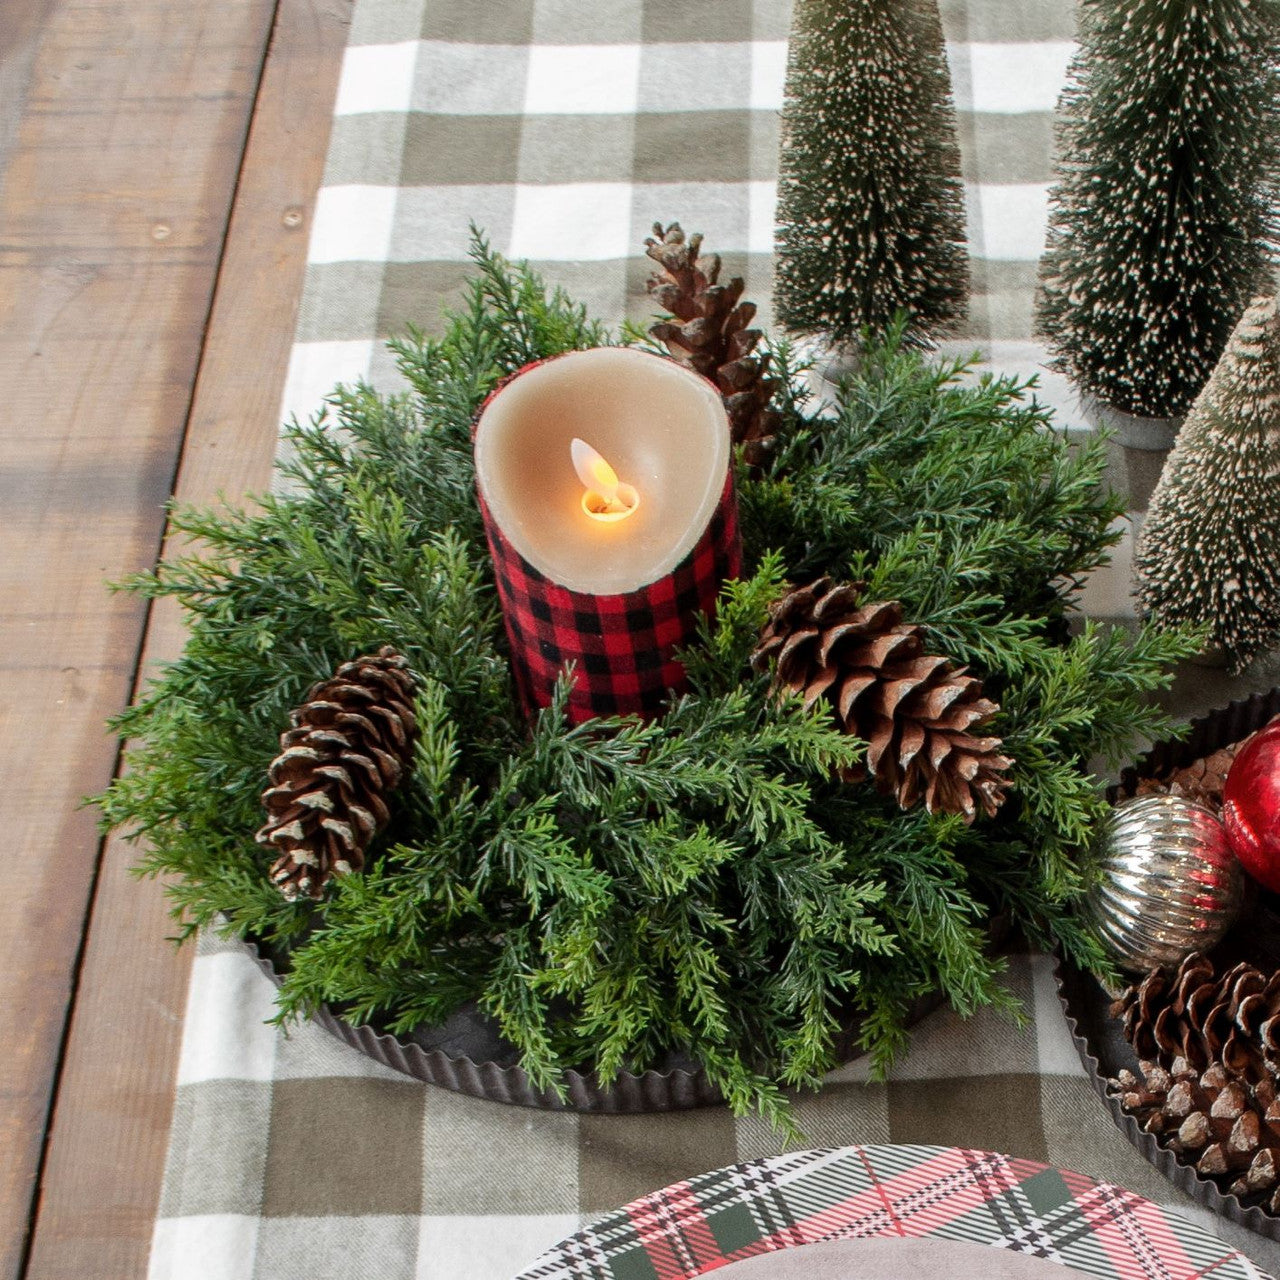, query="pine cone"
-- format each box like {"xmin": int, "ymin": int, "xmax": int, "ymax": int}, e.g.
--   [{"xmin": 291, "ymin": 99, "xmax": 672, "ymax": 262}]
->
[
  {"xmin": 1110, "ymin": 1058, "xmax": 1280, "ymax": 1210},
  {"xmin": 257, "ymin": 646, "xmax": 418, "ymax": 901},
  {"xmin": 644, "ymin": 222, "xmax": 781, "ymax": 468},
  {"xmin": 1113, "ymin": 954, "xmax": 1280, "ymax": 1085},
  {"xmin": 751, "ymin": 577, "xmax": 1013, "ymax": 821},
  {"xmin": 1134, "ymin": 744, "xmax": 1245, "ymax": 812}
]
